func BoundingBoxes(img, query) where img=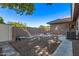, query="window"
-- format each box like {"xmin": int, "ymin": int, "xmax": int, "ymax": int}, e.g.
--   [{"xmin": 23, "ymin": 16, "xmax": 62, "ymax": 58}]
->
[
  {"xmin": 55, "ymin": 26, "xmax": 58, "ymax": 31},
  {"xmin": 71, "ymin": 25, "xmax": 74, "ymax": 29}
]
